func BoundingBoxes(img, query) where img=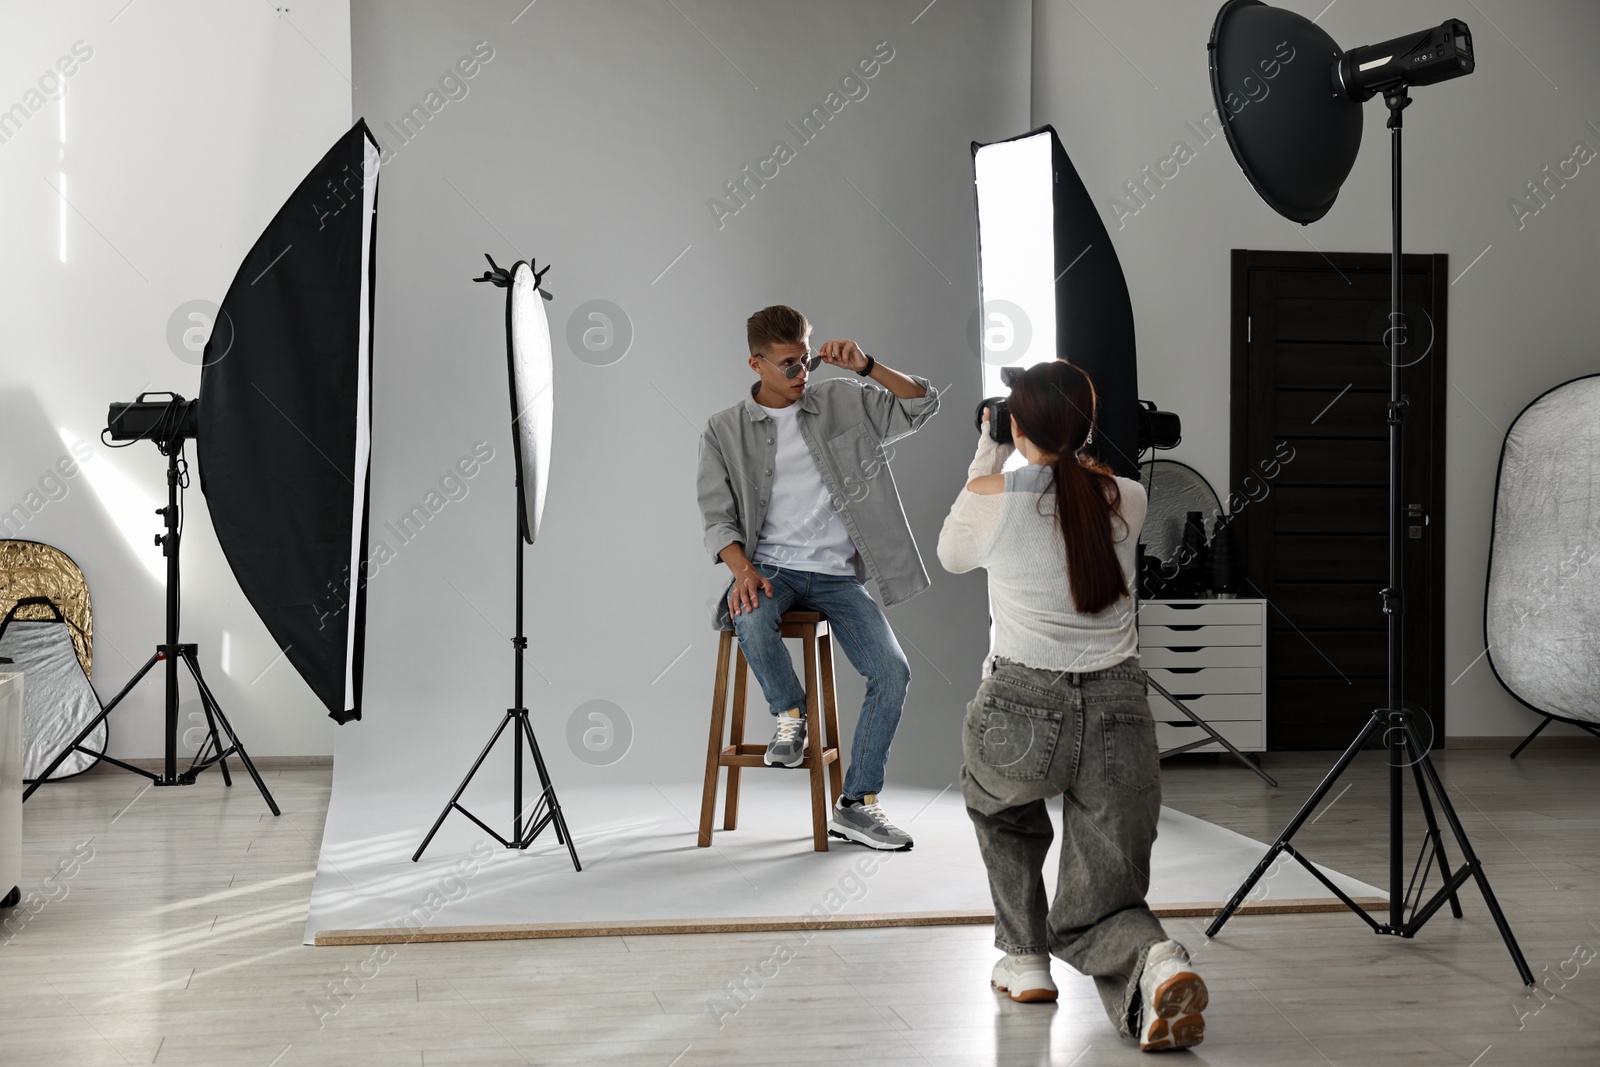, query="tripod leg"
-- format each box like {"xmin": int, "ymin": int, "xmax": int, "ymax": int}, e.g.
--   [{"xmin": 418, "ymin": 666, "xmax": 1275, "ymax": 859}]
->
[
  {"xmin": 413, "ymin": 712, "xmax": 517, "ymax": 862},
  {"xmin": 1508, "ymin": 716, "xmax": 1551, "ymax": 759},
  {"xmin": 526, "ymin": 713, "xmax": 566, "ymax": 847},
  {"xmin": 1406, "ymin": 720, "xmax": 1535, "ymax": 986},
  {"xmin": 183, "ymin": 654, "xmax": 279, "ymax": 815},
  {"xmin": 1408, "ymin": 752, "xmax": 1462, "ymax": 919},
  {"xmin": 1206, "ymin": 711, "xmax": 1383, "ymax": 938},
  {"xmin": 24, "ymin": 652, "xmax": 161, "ymax": 800},
  {"xmin": 523, "ymin": 722, "xmax": 581, "ymax": 872},
  {"xmin": 191, "ymin": 685, "xmax": 234, "ymax": 787},
  {"xmin": 1148, "ymin": 675, "xmax": 1277, "ymax": 787}
]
